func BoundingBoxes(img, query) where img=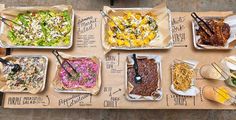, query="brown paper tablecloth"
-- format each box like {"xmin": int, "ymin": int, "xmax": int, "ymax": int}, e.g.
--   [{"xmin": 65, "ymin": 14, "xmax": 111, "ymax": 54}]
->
[{"xmin": 3, "ymin": 10, "xmax": 236, "ymax": 109}]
